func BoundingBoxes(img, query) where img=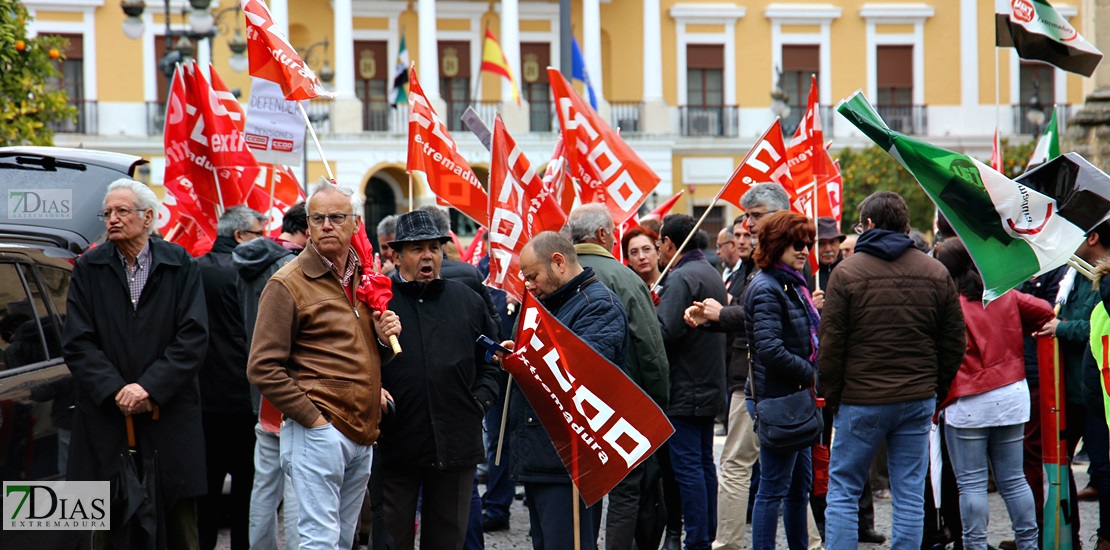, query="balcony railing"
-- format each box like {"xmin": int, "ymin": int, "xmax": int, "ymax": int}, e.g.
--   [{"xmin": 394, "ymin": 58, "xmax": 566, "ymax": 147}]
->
[
  {"xmin": 146, "ymin": 101, "xmax": 166, "ymax": 135},
  {"xmin": 49, "ymin": 99, "xmax": 97, "ymax": 134},
  {"xmin": 363, "ymin": 102, "xmax": 392, "ymax": 132},
  {"xmin": 1014, "ymin": 103, "xmax": 1071, "ymax": 135},
  {"xmin": 680, "ymin": 105, "xmax": 738, "ymax": 137},
  {"xmin": 876, "ymin": 105, "xmax": 927, "ymax": 135},
  {"xmin": 442, "ymin": 100, "xmax": 500, "ymax": 132},
  {"xmin": 530, "ymin": 100, "xmax": 553, "ymax": 133},
  {"xmin": 781, "ymin": 105, "xmax": 837, "ymax": 138},
  {"xmin": 610, "ymin": 102, "xmax": 642, "ymax": 133}
]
